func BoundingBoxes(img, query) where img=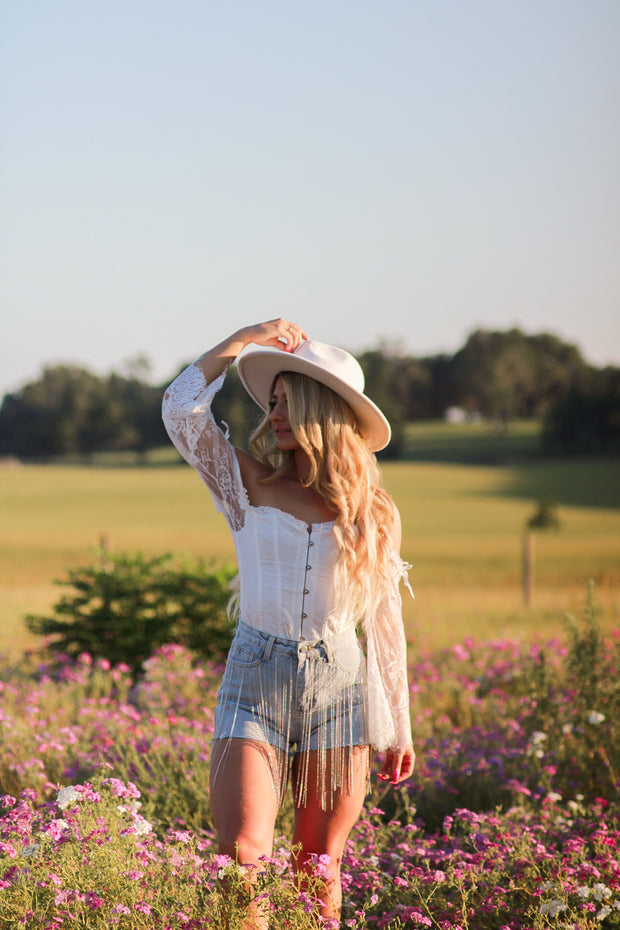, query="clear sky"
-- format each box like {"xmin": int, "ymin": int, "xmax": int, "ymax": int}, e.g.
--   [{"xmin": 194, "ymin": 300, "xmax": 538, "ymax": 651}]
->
[{"xmin": 2, "ymin": 0, "xmax": 619, "ymax": 395}]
